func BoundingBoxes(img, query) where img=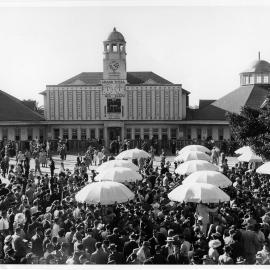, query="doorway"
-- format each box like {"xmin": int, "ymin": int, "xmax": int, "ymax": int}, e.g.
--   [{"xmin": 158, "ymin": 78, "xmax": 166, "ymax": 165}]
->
[{"xmin": 108, "ymin": 127, "xmax": 122, "ymax": 141}]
